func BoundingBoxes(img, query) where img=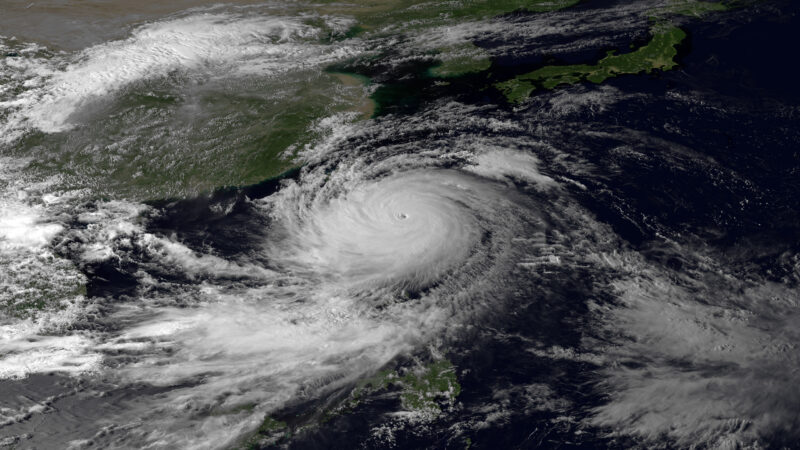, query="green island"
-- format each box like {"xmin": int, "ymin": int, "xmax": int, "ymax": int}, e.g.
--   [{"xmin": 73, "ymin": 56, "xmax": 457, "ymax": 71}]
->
[
  {"xmin": 346, "ymin": 359, "xmax": 461, "ymax": 413},
  {"xmin": 240, "ymin": 416, "xmax": 289, "ymax": 450},
  {"xmin": 496, "ymin": 24, "xmax": 687, "ymax": 103},
  {"xmin": 337, "ymin": 359, "xmax": 462, "ymax": 415},
  {"xmin": 495, "ymin": 0, "xmax": 731, "ymax": 103},
  {"xmin": 397, "ymin": 359, "xmax": 462, "ymax": 412},
  {"xmin": 242, "ymin": 360, "xmax": 461, "ymax": 448}
]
